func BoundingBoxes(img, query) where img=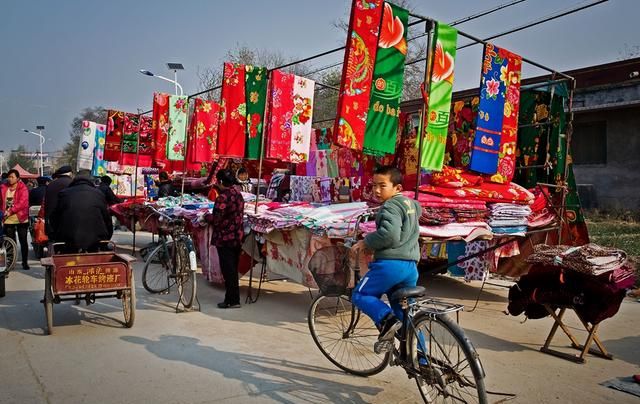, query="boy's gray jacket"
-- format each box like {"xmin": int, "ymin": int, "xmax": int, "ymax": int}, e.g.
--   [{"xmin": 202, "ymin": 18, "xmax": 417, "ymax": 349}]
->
[{"xmin": 364, "ymin": 194, "xmax": 422, "ymax": 262}]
